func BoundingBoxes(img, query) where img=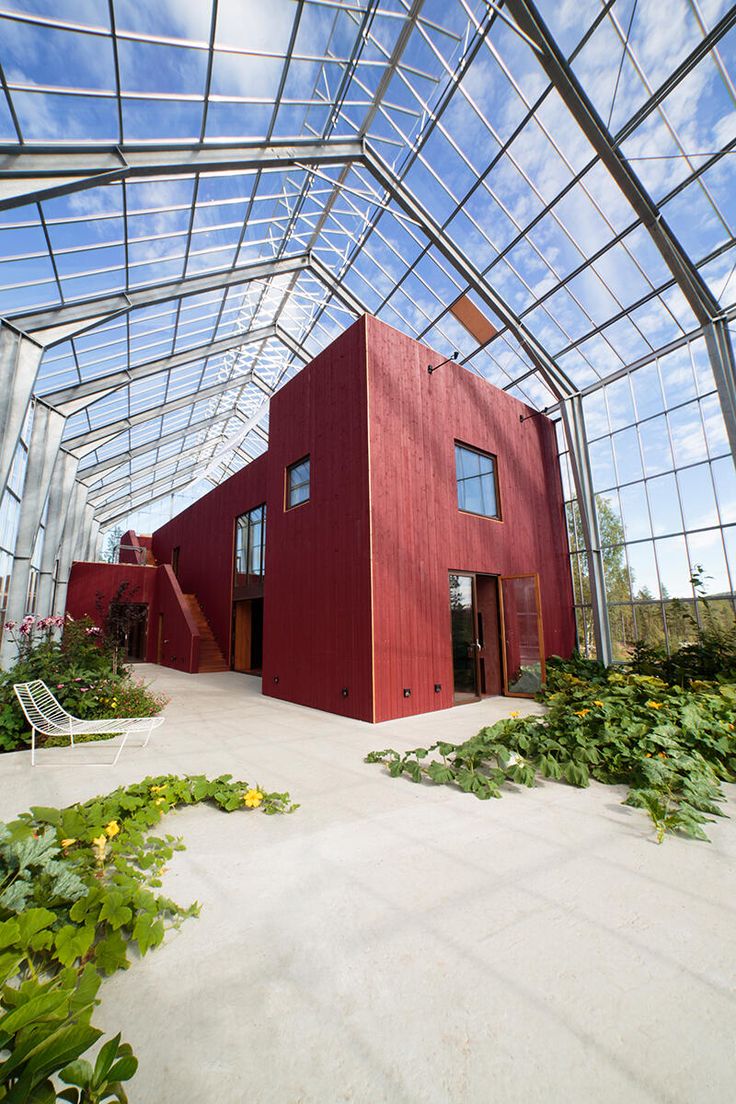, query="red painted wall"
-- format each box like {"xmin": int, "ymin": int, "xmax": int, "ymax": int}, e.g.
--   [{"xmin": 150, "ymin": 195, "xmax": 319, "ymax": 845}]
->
[
  {"xmin": 262, "ymin": 318, "xmax": 373, "ymax": 719},
  {"xmin": 152, "ymin": 455, "xmax": 268, "ymax": 662},
  {"xmin": 66, "ymin": 562, "xmax": 157, "ymax": 627},
  {"xmin": 144, "ymin": 314, "xmax": 574, "ymax": 722},
  {"xmin": 365, "ymin": 315, "xmax": 575, "ymax": 722},
  {"xmin": 148, "ymin": 564, "xmax": 201, "ymax": 673},
  {"xmin": 65, "ymin": 561, "xmax": 202, "ymax": 673}
]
